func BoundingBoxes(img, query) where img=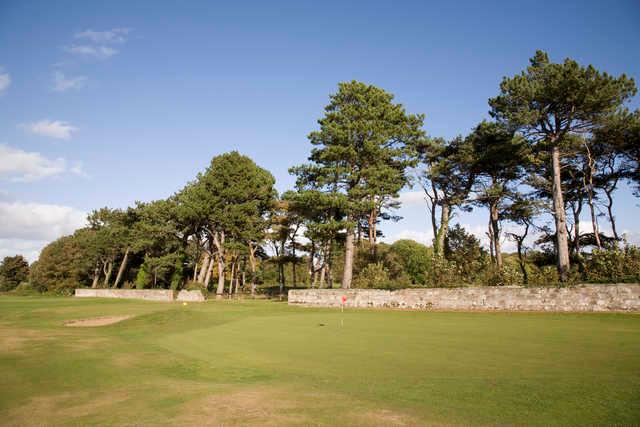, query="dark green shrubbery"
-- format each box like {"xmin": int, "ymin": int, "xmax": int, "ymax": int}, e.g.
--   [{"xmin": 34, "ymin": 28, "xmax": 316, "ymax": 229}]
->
[
  {"xmin": 583, "ymin": 245, "xmax": 640, "ymax": 283},
  {"xmin": 29, "ymin": 235, "xmax": 93, "ymax": 295},
  {"xmin": 350, "ymin": 224, "xmax": 640, "ymax": 289},
  {"xmin": 0, "ymin": 255, "xmax": 30, "ymax": 292},
  {"xmin": 352, "ymin": 262, "xmax": 397, "ymax": 289}
]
